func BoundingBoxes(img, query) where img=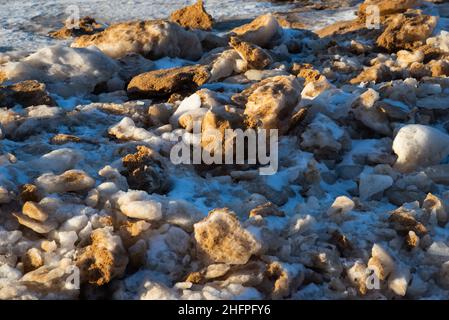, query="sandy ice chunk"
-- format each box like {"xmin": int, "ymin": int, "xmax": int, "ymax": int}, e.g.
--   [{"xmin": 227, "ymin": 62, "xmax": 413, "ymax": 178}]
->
[
  {"xmin": 33, "ymin": 148, "xmax": 82, "ymax": 174},
  {"xmin": 417, "ymin": 95, "xmax": 449, "ymax": 110},
  {"xmin": 388, "ymin": 265, "xmax": 411, "ymax": 296},
  {"xmin": 98, "ymin": 166, "xmax": 129, "ymax": 191},
  {"xmin": 422, "ymin": 193, "xmax": 448, "ymax": 226},
  {"xmin": 301, "ymin": 77, "xmax": 332, "ymax": 99},
  {"xmin": 359, "ymin": 174, "xmax": 393, "ymax": 200},
  {"xmin": 57, "ymin": 231, "xmax": 78, "ymax": 250},
  {"xmin": 0, "ymin": 264, "xmax": 22, "ymax": 280},
  {"xmin": 171, "ymin": 93, "xmax": 202, "ymax": 124},
  {"xmin": 115, "ymin": 190, "xmax": 163, "ymax": 221},
  {"xmin": 120, "ymin": 200, "xmax": 162, "ymax": 221},
  {"xmin": 327, "ymin": 196, "xmax": 355, "ymax": 217},
  {"xmin": 0, "ymin": 110, "xmax": 19, "ymax": 139},
  {"xmin": 407, "ymin": 273, "xmax": 428, "ymax": 297},
  {"xmin": 178, "ymin": 108, "xmax": 208, "ymax": 131},
  {"xmin": 12, "ymin": 106, "xmax": 63, "ymax": 138},
  {"xmin": 72, "ymin": 20, "xmax": 202, "ymax": 60},
  {"xmin": 25, "ymin": 105, "xmax": 61, "ymax": 118},
  {"xmin": 230, "ymin": 13, "xmax": 282, "ymax": 48},
  {"xmin": 427, "ymin": 30, "xmax": 449, "ymax": 53},
  {"xmin": 416, "ymin": 82, "xmax": 442, "ymax": 97},
  {"xmin": 347, "ymin": 261, "xmax": 369, "ymax": 294},
  {"xmin": 0, "ymin": 186, "xmax": 12, "ymax": 204},
  {"xmin": 164, "ymin": 226, "xmax": 191, "ymax": 254},
  {"xmin": 427, "ymin": 241, "xmax": 449, "ymax": 260},
  {"xmin": 440, "ymin": 261, "xmax": 449, "ymax": 289},
  {"xmin": 165, "ymin": 199, "xmax": 204, "ymax": 232},
  {"xmin": 22, "ymin": 201, "xmax": 48, "ymax": 222},
  {"xmin": 76, "ymin": 227, "xmax": 128, "ymax": 286},
  {"xmin": 301, "ymin": 113, "xmax": 346, "ymax": 153},
  {"xmin": 0, "ymin": 230, "xmax": 22, "ymax": 247},
  {"xmin": 392, "ymin": 124, "xmax": 449, "ymax": 172},
  {"xmin": 60, "ymin": 215, "xmax": 89, "ymax": 233},
  {"xmin": 13, "ymin": 212, "xmax": 58, "ymax": 234},
  {"xmin": 114, "ymin": 190, "xmax": 149, "ymax": 203},
  {"xmin": 1, "ymin": 45, "xmax": 119, "ymax": 97},
  {"xmin": 194, "ymin": 208, "xmax": 262, "ymax": 265},
  {"xmin": 244, "ymin": 69, "xmax": 287, "ymax": 81},
  {"xmin": 209, "ymin": 50, "xmax": 242, "ymax": 82},
  {"xmin": 368, "ymin": 244, "xmax": 396, "ymax": 281},
  {"xmin": 351, "ymin": 88, "xmax": 391, "ymax": 135},
  {"xmin": 139, "ymin": 282, "xmax": 178, "ymax": 300},
  {"xmin": 78, "ymin": 222, "xmax": 93, "ymax": 244},
  {"xmin": 87, "ymin": 182, "xmax": 121, "ymax": 207},
  {"xmin": 204, "ymin": 264, "xmax": 231, "ymax": 279},
  {"xmin": 396, "ymin": 50, "xmax": 424, "ymax": 68},
  {"xmin": 289, "ymin": 214, "xmax": 316, "ymax": 235}
]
